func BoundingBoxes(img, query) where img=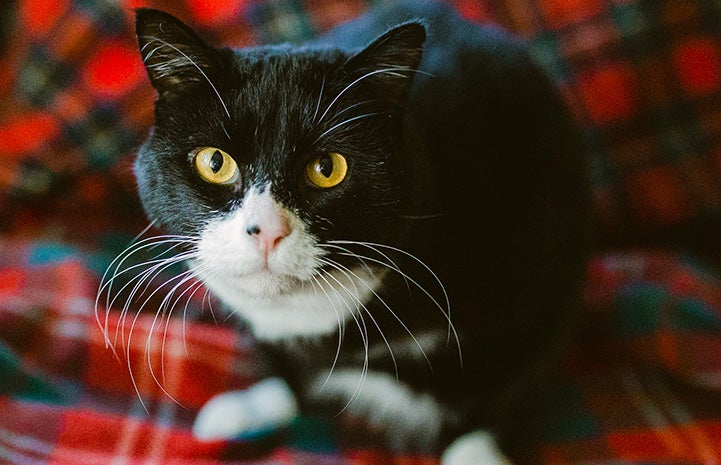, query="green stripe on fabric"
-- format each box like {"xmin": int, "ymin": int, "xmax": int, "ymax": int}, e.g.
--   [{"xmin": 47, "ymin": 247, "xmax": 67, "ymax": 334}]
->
[
  {"xmin": 613, "ymin": 283, "xmax": 666, "ymax": 336},
  {"xmin": 675, "ymin": 298, "xmax": 721, "ymax": 332},
  {"xmin": 0, "ymin": 342, "xmax": 64, "ymax": 404}
]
